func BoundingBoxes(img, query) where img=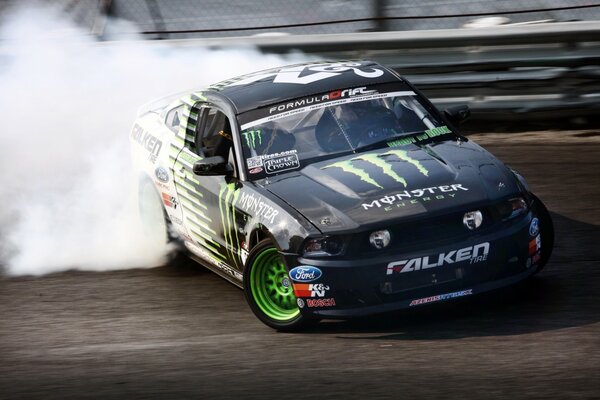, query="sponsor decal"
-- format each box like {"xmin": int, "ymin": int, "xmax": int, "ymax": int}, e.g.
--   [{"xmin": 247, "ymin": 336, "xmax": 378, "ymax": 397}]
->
[
  {"xmin": 241, "ymin": 91, "xmax": 416, "ymax": 131},
  {"xmin": 242, "ymin": 129, "xmax": 263, "ymax": 149},
  {"xmin": 131, "ymin": 124, "xmax": 163, "ymax": 163},
  {"xmin": 155, "ymin": 166, "xmax": 169, "ymax": 183},
  {"xmin": 249, "ymin": 167, "xmax": 263, "ymax": 174},
  {"xmin": 268, "ymin": 87, "xmax": 375, "ymax": 114},
  {"xmin": 297, "ymin": 298, "xmax": 305, "ymax": 308},
  {"xmin": 409, "ymin": 289, "xmax": 473, "ymax": 306},
  {"xmin": 362, "ymin": 184, "xmax": 469, "ymax": 210},
  {"xmin": 238, "ymin": 192, "xmax": 279, "ymax": 224},
  {"xmin": 228, "ymin": 62, "xmax": 384, "ymax": 87},
  {"xmin": 264, "ymin": 153, "xmax": 300, "ymax": 174},
  {"xmin": 306, "ymin": 298, "xmax": 336, "ymax": 308},
  {"xmin": 529, "ymin": 217, "xmax": 540, "ymax": 237},
  {"xmin": 322, "ymin": 149, "xmax": 428, "ymax": 190},
  {"xmin": 289, "ymin": 266, "xmax": 322, "ymax": 282},
  {"xmin": 161, "ymin": 192, "xmax": 178, "ymax": 209},
  {"xmin": 528, "ymin": 234, "xmax": 542, "ymax": 256},
  {"xmin": 387, "ymin": 242, "xmax": 490, "ymax": 274},
  {"xmin": 246, "ymin": 149, "xmax": 297, "ymax": 169},
  {"xmin": 386, "ymin": 125, "xmax": 452, "ymax": 147},
  {"xmin": 293, "ymin": 283, "xmax": 330, "ymax": 298},
  {"xmin": 185, "ymin": 242, "xmax": 243, "ymax": 281}
]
